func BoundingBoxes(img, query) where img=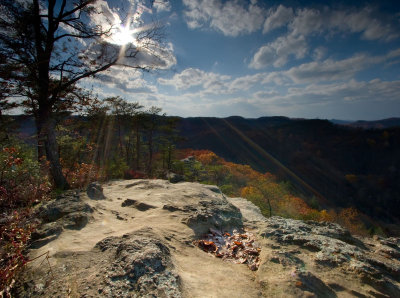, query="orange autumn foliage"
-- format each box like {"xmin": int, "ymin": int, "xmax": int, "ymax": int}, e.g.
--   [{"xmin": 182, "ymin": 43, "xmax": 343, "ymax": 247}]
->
[
  {"xmin": 177, "ymin": 149, "xmax": 369, "ymax": 235},
  {"xmin": 196, "ymin": 151, "xmax": 220, "ymax": 165},
  {"xmin": 62, "ymin": 162, "xmax": 100, "ymax": 189}
]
